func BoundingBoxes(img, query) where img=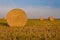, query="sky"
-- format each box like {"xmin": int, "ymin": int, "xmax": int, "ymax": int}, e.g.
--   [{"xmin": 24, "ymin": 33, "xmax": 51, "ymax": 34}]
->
[{"xmin": 0, "ymin": 0, "xmax": 60, "ymax": 19}]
